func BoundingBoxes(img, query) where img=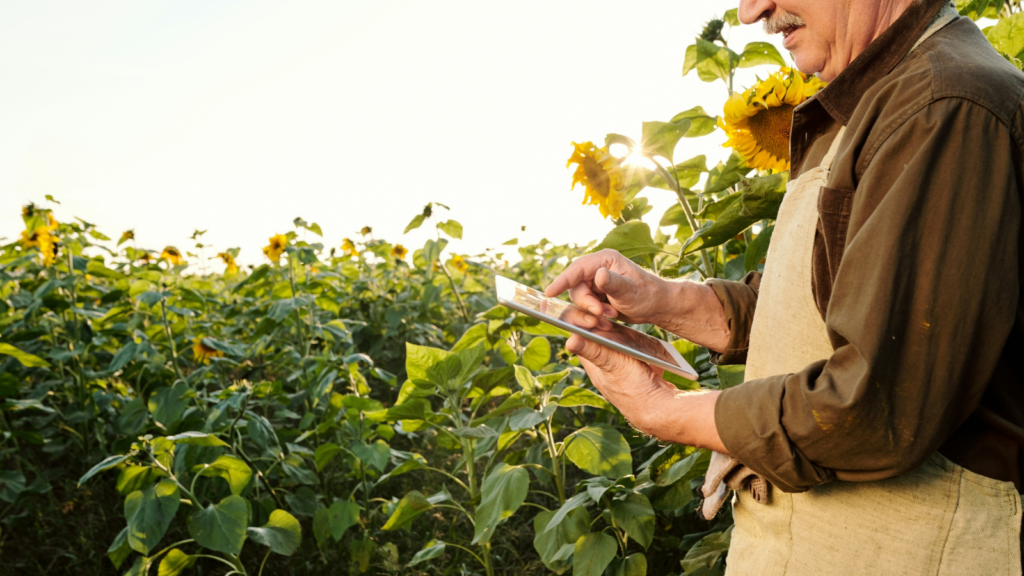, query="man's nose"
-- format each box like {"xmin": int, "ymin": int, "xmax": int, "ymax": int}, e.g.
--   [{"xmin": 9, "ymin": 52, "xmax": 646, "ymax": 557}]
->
[{"xmin": 738, "ymin": 0, "xmax": 777, "ymax": 25}]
